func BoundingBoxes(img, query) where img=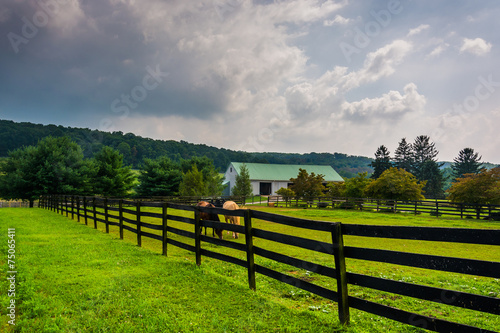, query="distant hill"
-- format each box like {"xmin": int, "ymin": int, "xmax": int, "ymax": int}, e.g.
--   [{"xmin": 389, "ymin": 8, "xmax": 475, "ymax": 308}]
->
[{"xmin": 0, "ymin": 119, "xmax": 373, "ymax": 178}]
